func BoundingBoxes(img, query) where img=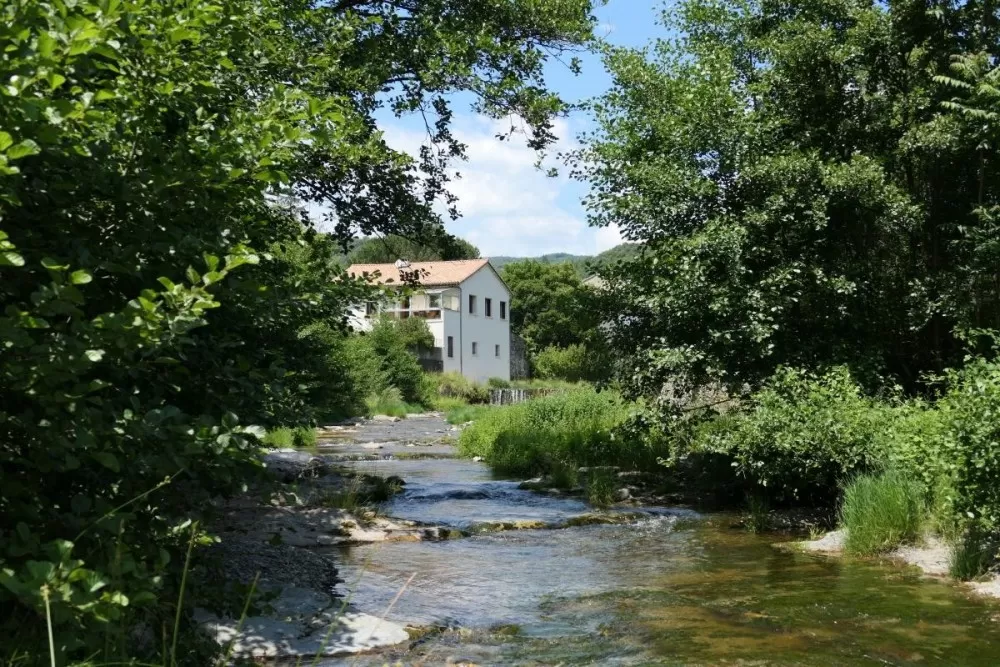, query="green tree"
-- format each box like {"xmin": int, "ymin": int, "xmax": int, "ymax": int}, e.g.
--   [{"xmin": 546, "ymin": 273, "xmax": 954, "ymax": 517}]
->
[
  {"xmin": 575, "ymin": 0, "xmax": 1000, "ymax": 406},
  {"xmin": 367, "ymin": 316, "xmax": 430, "ymax": 404},
  {"xmin": 502, "ymin": 260, "xmax": 599, "ymax": 351},
  {"xmin": 0, "ymin": 0, "xmax": 599, "ymax": 660},
  {"xmin": 349, "ymin": 234, "xmax": 480, "ymax": 264}
]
